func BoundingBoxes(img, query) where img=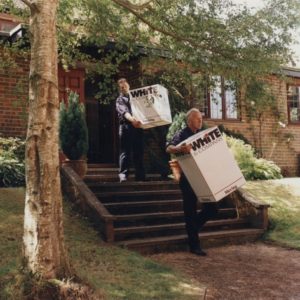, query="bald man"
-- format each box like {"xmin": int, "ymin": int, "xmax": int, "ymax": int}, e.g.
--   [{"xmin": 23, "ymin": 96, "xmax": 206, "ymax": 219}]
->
[{"xmin": 166, "ymin": 108, "xmax": 218, "ymax": 256}]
